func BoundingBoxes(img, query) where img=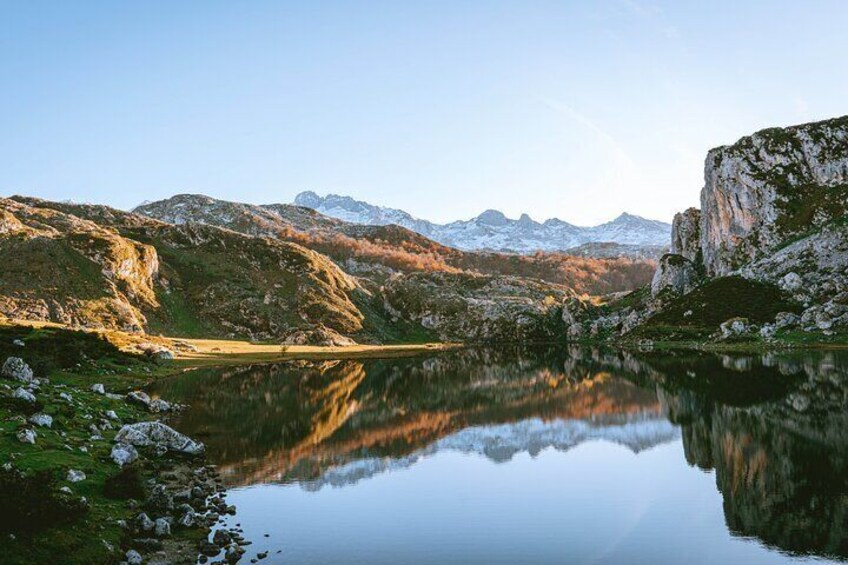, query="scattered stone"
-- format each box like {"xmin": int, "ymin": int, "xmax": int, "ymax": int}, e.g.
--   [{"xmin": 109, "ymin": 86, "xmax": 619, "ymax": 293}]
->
[
  {"xmin": 199, "ymin": 541, "xmax": 221, "ymax": 557},
  {"xmin": 90, "ymin": 383, "xmax": 106, "ymax": 394},
  {"xmin": 126, "ymin": 390, "xmax": 152, "ymax": 408},
  {"xmin": 759, "ymin": 324, "xmax": 776, "ymax": 339},
  {"xmin": 225, "ymin": 543, "xmax": 242, "ymax": 563},
  {"xmin": 147, "ymin": 399, "xmax": 171, "ymax": 413},
  {"xmin": 779, "ymin": 272, "xmax": 803, "ymax": 292},
  {"xmin": 16, "ymin": 428, "xmax": 36, "ymax": 444},
  {"xmin": 115, "ymin": 422, "xmax": 204, "ymax": 455},
  {"xmin": 775, "ymin": 311, "xmax": 800, "ymax": 329},
  {"xmin": 154, "ymin": 517, "xmax": 171, "ymax": 538},
  {"xmin": 12, "ymin": 339, "xmax": 25, "ymax": 347},
  {"xmin": 146, "ymin": 484, "xmax": 174, "ymax": 513},
  {"xmin": 213, "ymin": 529, "xmax": 232, "ymax": 546},
  {"xmin": 125, "ymin": 390, "xmax": 174, "ymax": 413},
  {"xmin": 67, "ymin": 469, "xmax": 86, "ymax": 483},
  {"xmin": 136, "ymin": 512, "xmax": 155, "ymax": 532},
  {"xmin": 59, "ymin": 486, "xmax": 72, "ymax": 494},
  {"xmin": 106, "ymin": 410, "xmax": 120, "ymax": 420},
  {"xmin": 111, "ymin": 442, "xmax": 139, "ymax": 467},
  {"xmin": 28, "ymin": 413, "xmax": 53, "ymax": 428},
  {"xmin": 59, "ymin": 392, "xmax": 73, "ymax": 402},
  {"xmin": 12, "ymin": 387, "xmax": 35, "ymax": 403},
  {"xmin": 126, "ymin": 549, "xmax": 143, "ymax": 565},
  {"xmin": 719, "ymin": 317, "xmax": 750, "ymax": 339},
  {"xmin": 2, "ymin": 357, "xmax": 33, "ymax": 383},
  {"xmin": 177, "ymin": 511, "xmax": 196, "ymax": 528}
]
